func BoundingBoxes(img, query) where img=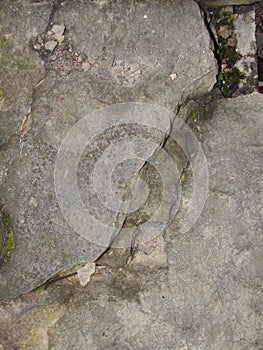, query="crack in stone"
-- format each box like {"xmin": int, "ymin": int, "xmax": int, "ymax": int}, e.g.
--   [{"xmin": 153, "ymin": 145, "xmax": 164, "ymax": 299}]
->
[
  {"xmin": 95, "ymin": 107, "xmax": 190, "ymax": 266},
  {"xmin": 92, "ymin": 88, "xmax": 210, "ymax": 267},
  {"xmin": 0, "ymin": 1, "xmax": 220, "ymax": 298},
  {"xmin": 94, "ymin": 113, "xmax": 175, "ymax": 265},
  {"xmin": 45, "ymin": 0, "xmax": 64, "ymax": 33}
]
